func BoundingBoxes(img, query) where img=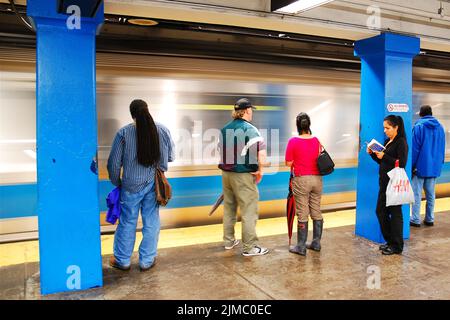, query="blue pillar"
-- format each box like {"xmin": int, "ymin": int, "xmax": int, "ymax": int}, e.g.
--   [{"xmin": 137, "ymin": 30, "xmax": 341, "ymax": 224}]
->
[
  {"xmin": 27, "ymin": 0, "xmax": 104, "ymax": 295},
  {"xmin": 354, "ymin": 33, "xmax": 420, "ymax": 243}
]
